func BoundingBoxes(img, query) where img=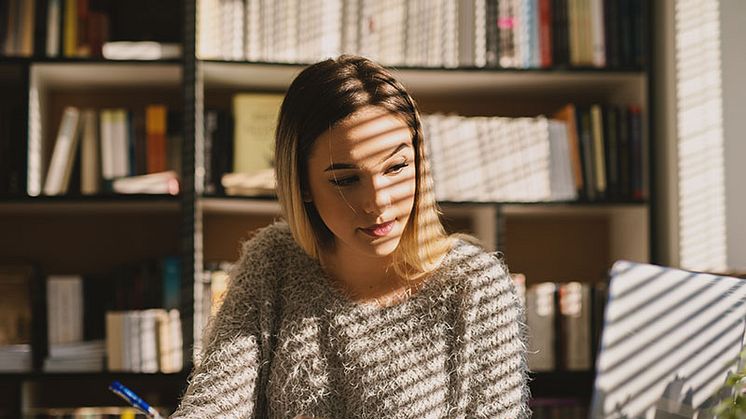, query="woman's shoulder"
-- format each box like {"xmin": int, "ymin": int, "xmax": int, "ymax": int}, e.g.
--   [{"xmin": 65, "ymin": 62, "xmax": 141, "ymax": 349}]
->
[
  {"xmin": 439, "ymin": 236, "xmax": 516, "ymax": 302},
  {"xmin": 443, "ymin": 236, "xmax": 509, "ymax": 280},
  {"xmin": 231, "ymin": 220, "xmax": 304, "ymax": 280}
]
